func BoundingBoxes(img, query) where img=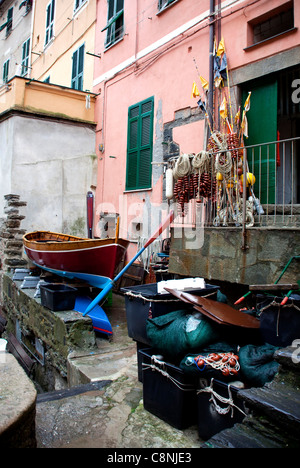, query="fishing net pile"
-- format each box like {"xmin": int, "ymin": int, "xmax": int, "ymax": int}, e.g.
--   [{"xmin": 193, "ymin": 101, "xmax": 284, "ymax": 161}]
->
[{"xmin": 146, "ymin": 309, "xmax": 280, "ymax": 387}]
